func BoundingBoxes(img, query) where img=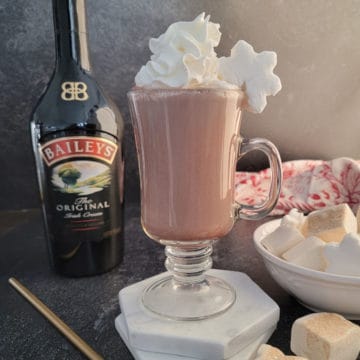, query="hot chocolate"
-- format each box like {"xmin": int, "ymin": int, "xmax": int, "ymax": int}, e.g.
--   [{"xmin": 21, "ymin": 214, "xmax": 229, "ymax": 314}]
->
[
  {"xmin": 126, "ymin": 13, "xmax": 282, "ymax": 321},
  {"xmin": 129, "ymin": 88, "xmax": 245, "ymax": 241}
]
